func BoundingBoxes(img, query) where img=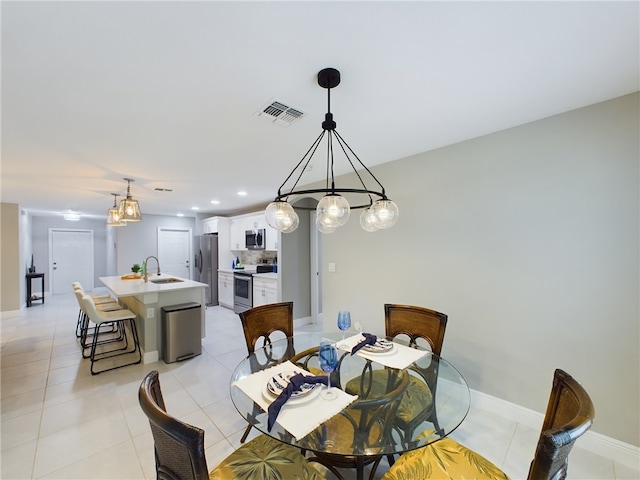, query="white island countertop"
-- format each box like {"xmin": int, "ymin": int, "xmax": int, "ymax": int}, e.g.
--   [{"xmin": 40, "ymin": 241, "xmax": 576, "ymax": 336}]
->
[{"xmin": 99, "ymin": 274, "xmax": 208, "ymax": 298}]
